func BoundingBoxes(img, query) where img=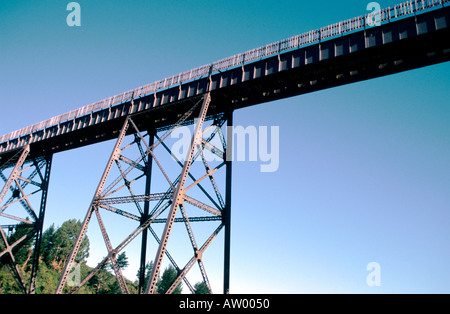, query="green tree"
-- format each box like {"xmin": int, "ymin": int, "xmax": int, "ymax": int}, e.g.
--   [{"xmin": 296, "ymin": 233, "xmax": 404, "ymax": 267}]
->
[
  {"xmin": 40, "ymin": 223, "xmax": 56, "ymax": 266},
  {"xmin": 116, "ymin": 252, "xmax": 128, "ymax": 269},
  {"xmin": 1, "ymin": 220, "xmax": 141, "ymax": 294},
  {"xmin": 1, "ymin": 220, "xmax": 95, "ymax": 294},
  {"xmin": 157, "ymin": 264, "xmax": 182, "ymax": 294},
  {"xmin": 33, "ymin": 262, "xmax": 60, "ymax": 294},
  {"xmin": 40, "ymin": 219, "xmax": 89, "ymax": 271},
  {"xmin": 106, "ymin": 252, "xmax": 129, "ymax": 272},
  {"xmin": 0, "ymin": 265, "xmax": 21, "ymax": 294},
  {"xmin": 194, "ymin": 281, "xmax": 211, "ymax": 294}
]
